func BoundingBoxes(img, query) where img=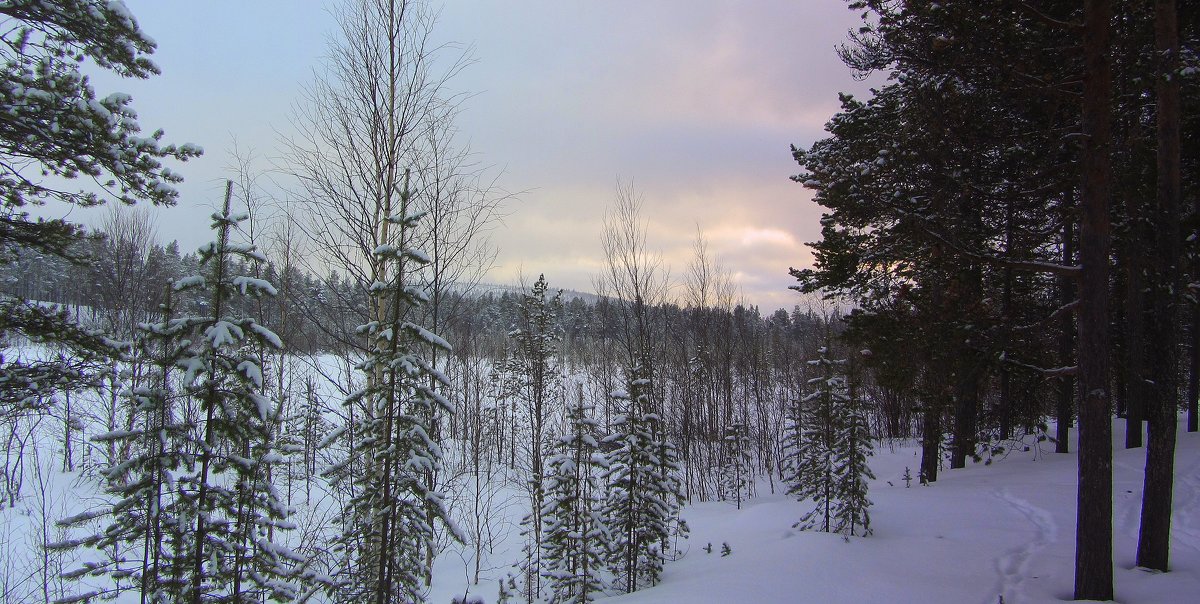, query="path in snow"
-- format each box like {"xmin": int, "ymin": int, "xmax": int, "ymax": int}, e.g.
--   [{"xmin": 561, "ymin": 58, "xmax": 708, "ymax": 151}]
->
[
  {"xmin": 1115, "ymin": 452, "xmax": 1200, "ymax": 559},
  {"xmin": 1116, "ymin": 456, "xmax": 1147, "ymax": 551},
  {"xmin": 991, "ymin": 488, "xmax": 1059, "ymax": 604},
  {"xmin": 1170, "ymin": 453, "xmax": 1200, "ymax": 555}
]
